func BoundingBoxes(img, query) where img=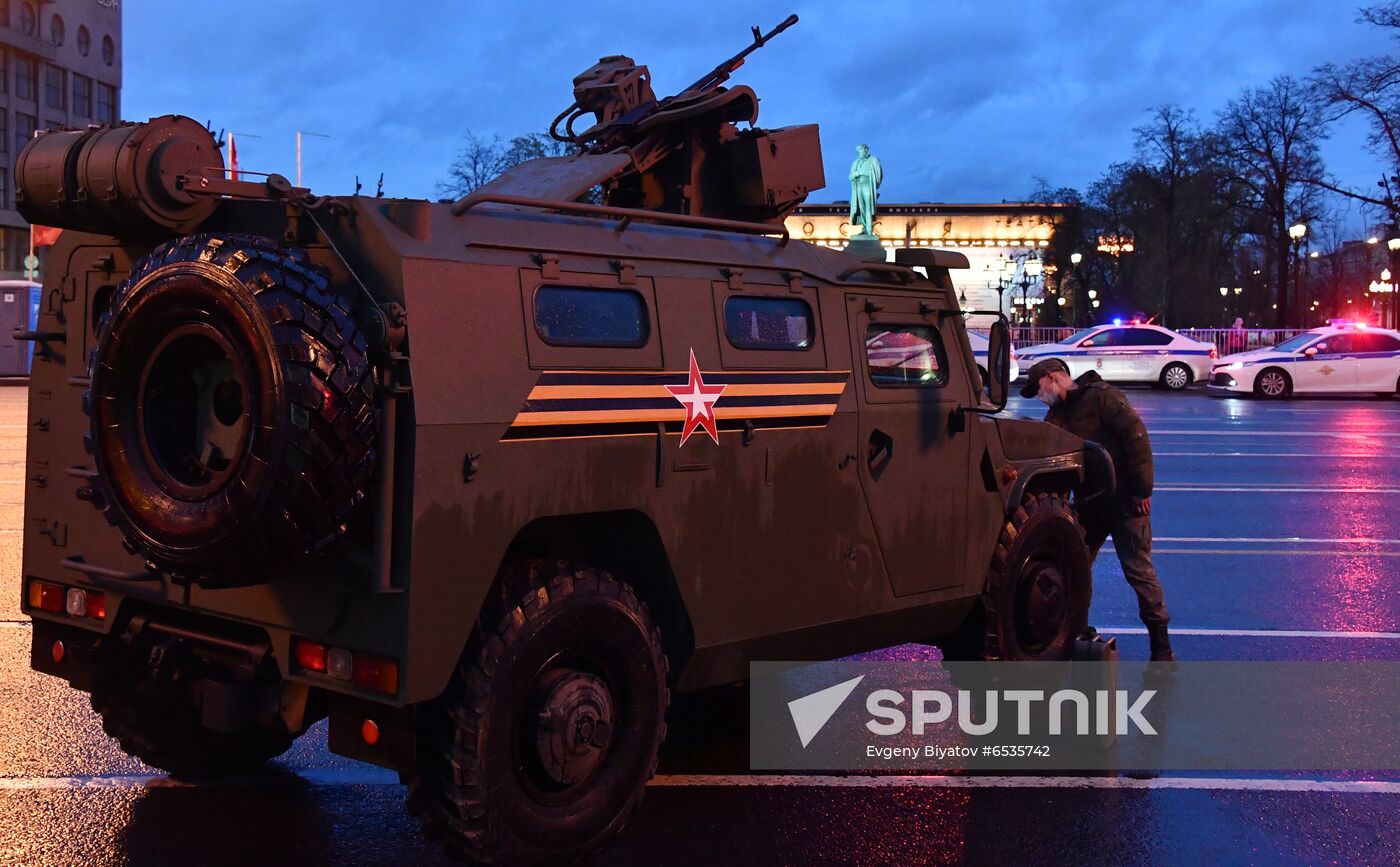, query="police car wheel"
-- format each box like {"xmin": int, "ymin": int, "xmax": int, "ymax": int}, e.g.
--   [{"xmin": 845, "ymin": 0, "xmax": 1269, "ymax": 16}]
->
[
  {"xmin": 1254, "ymin": 368, "xmax": 1291, "ymax": 399},
  {"xmin": 84, "ymin": 234, "xmax": 377, "ymax": 587},
  {"xmin": 980, "ymin": 493, "xmax": 1090, "ymax": 661},
  {"xmin": 1160, "ymin": 363, "xmax": 1192, "ymax": 391},
  {"xmin": 408, "ymin": 561, "xmax": 669, "ymax": 865}
]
